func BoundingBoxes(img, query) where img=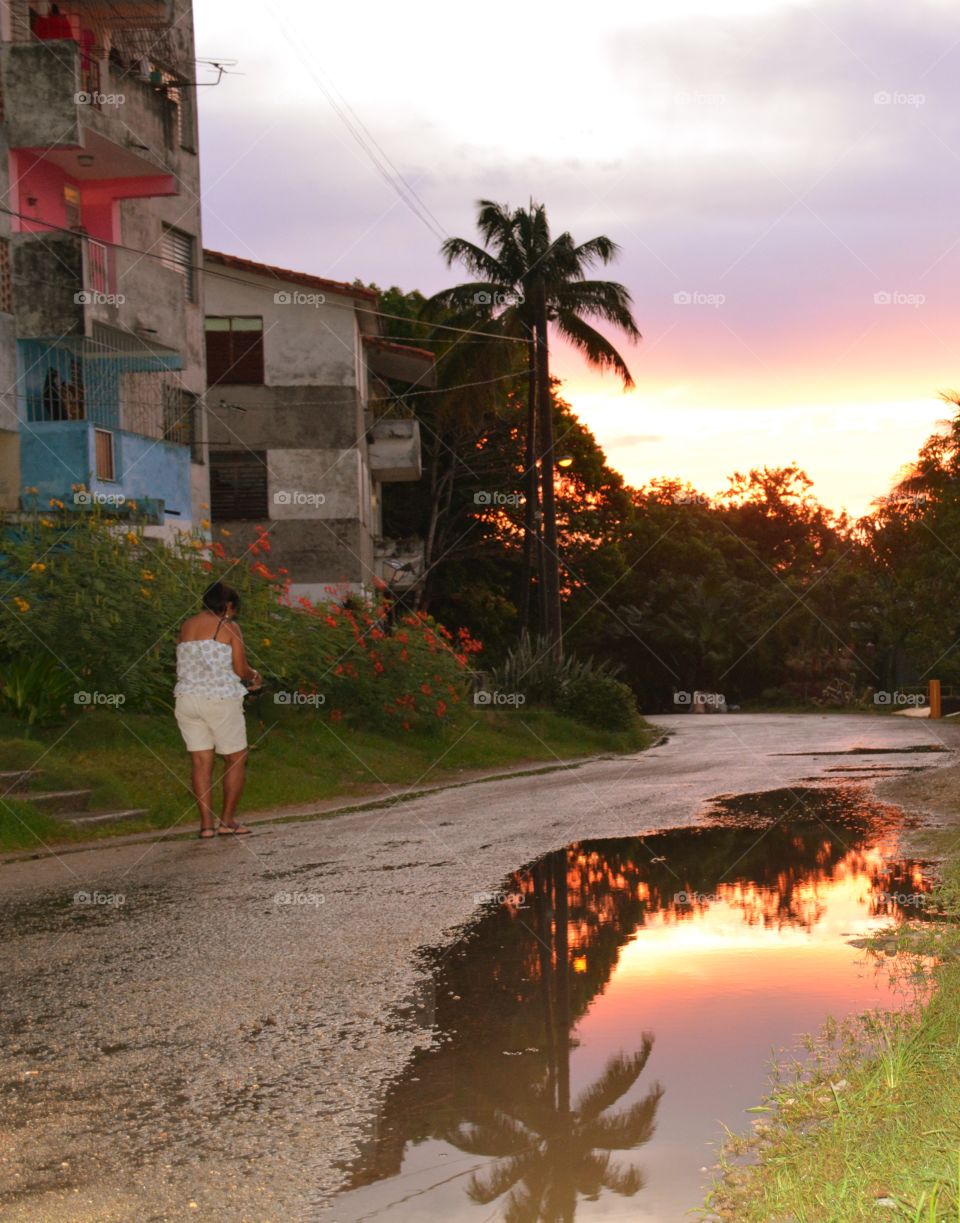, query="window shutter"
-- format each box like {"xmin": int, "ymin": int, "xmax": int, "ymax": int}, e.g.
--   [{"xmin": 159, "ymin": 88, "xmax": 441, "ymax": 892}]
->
[
  {"xmin": 205, "ymin": 317, "xmax": 264, "ymax": 385},
  {"xmin": 161, "ymin": 226, "xmax": 195, "ymax": 301},
  {"xmin": 209, "ymin": 450, "xmax": 268, "ymax": 520}
]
